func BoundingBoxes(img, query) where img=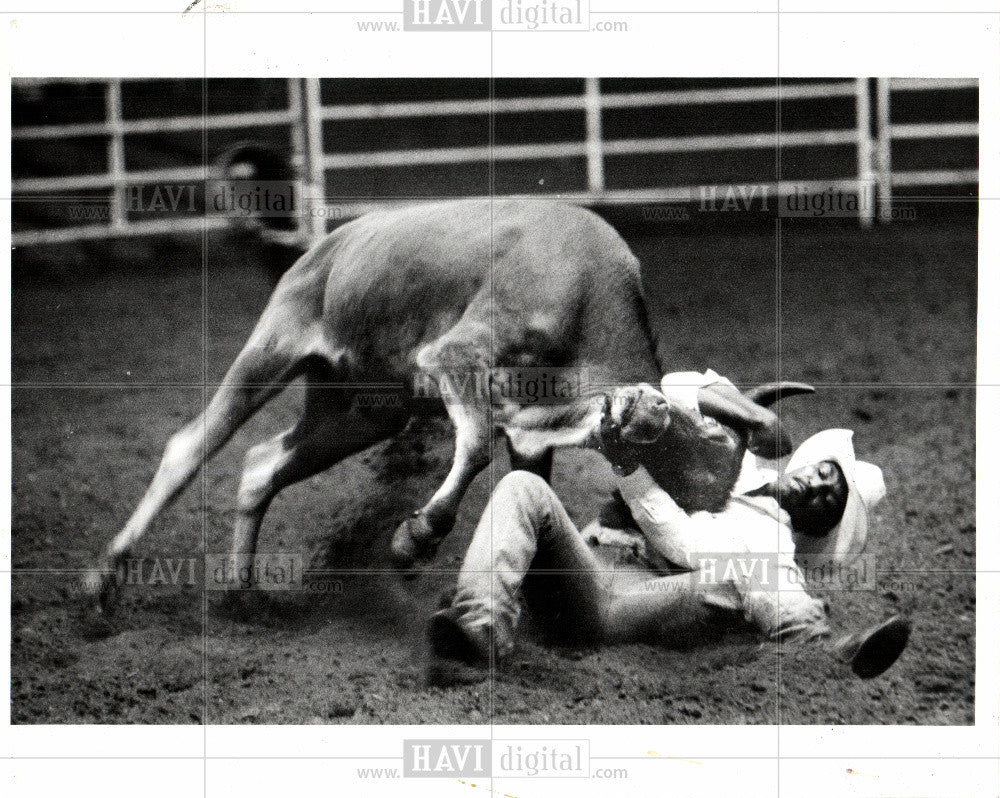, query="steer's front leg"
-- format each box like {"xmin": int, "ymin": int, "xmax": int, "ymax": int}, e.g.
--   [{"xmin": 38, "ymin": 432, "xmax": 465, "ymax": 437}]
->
[{"xmin": 390, "ymin": 399, "xmax": 492, "ymax": 571}]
